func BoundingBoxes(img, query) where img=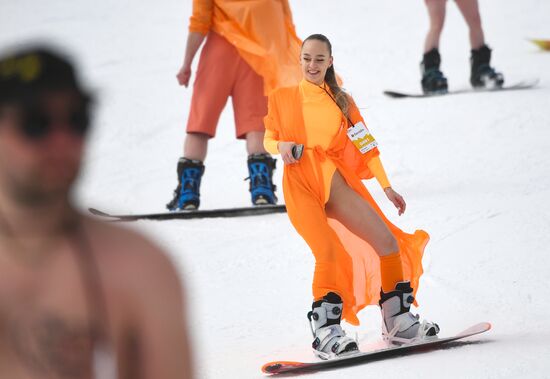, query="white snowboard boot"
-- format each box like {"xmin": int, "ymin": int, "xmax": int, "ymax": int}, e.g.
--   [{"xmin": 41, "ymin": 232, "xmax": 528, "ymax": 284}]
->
[
  {"xmin": 307, "ymin": 292, "xmax": 358, "ymax": 359},
  {"xmin": 379, "ymin": 281, "xmax": 440, "ymax": 344}
]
